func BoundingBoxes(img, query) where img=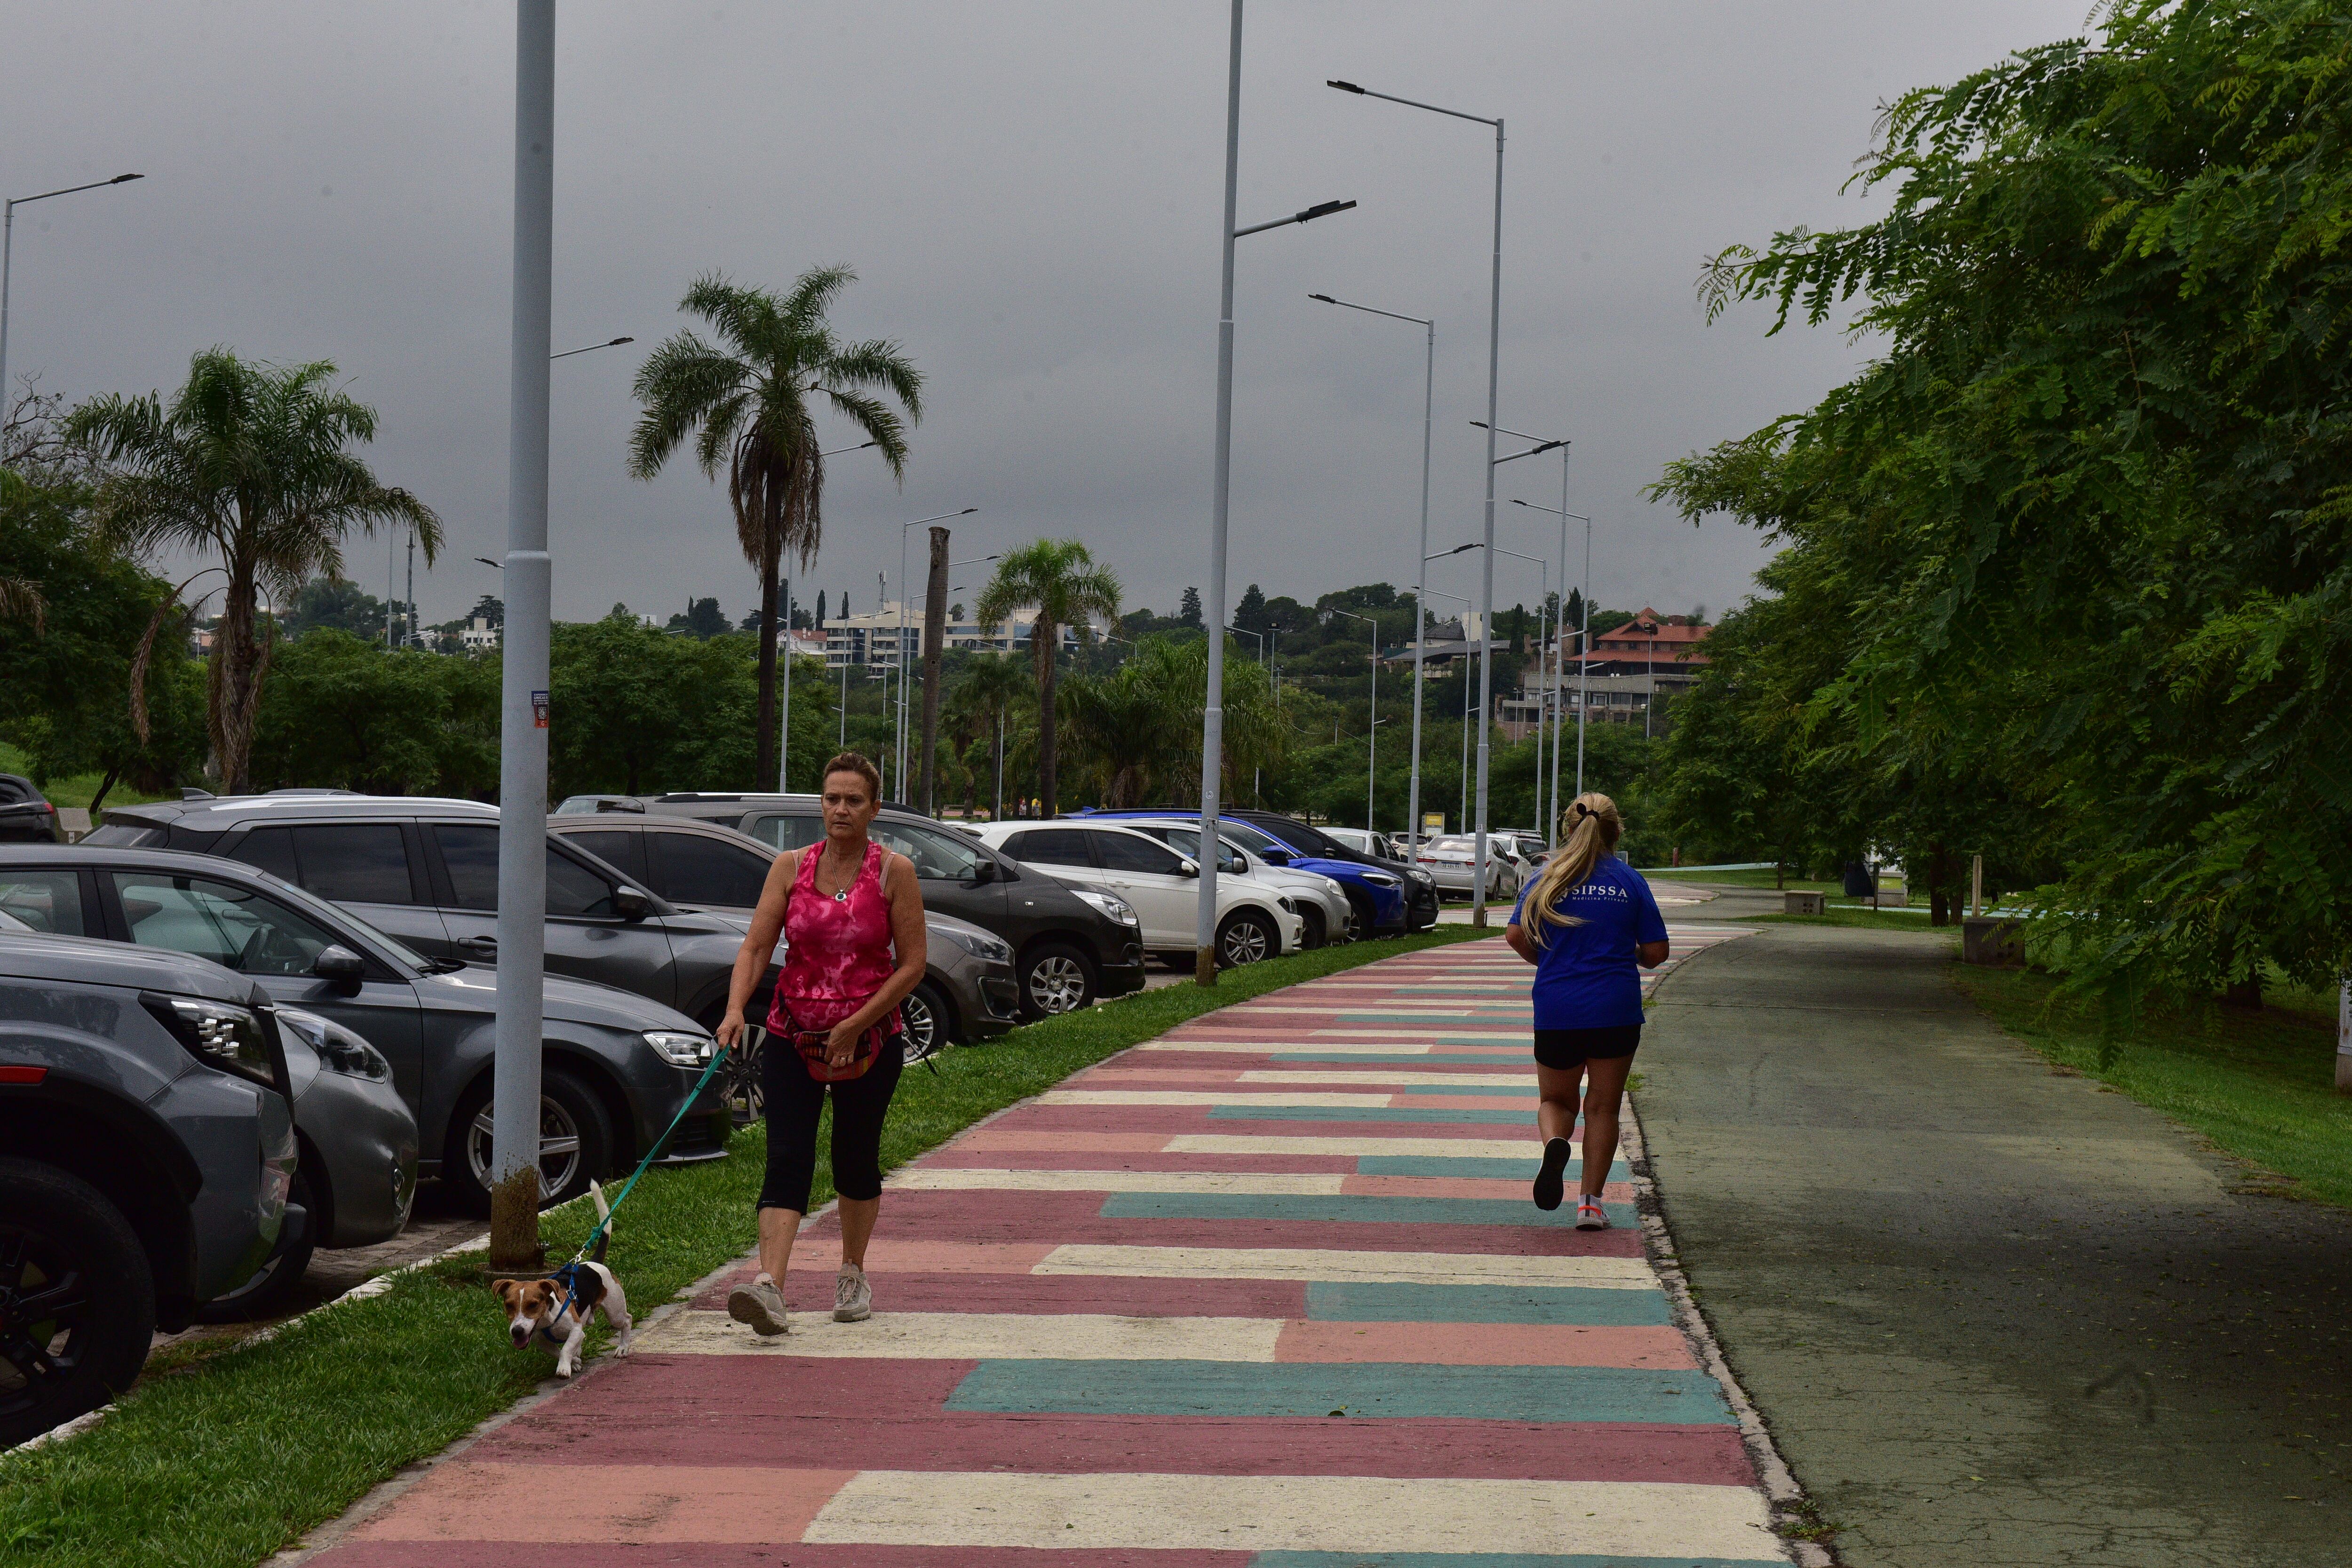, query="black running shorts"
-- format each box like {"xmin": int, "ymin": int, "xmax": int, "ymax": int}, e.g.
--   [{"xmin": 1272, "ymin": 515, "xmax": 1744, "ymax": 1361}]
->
[{"xmin": 1532, "ymin": 1024, "xmax": 1641, "ymax": 1071}]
